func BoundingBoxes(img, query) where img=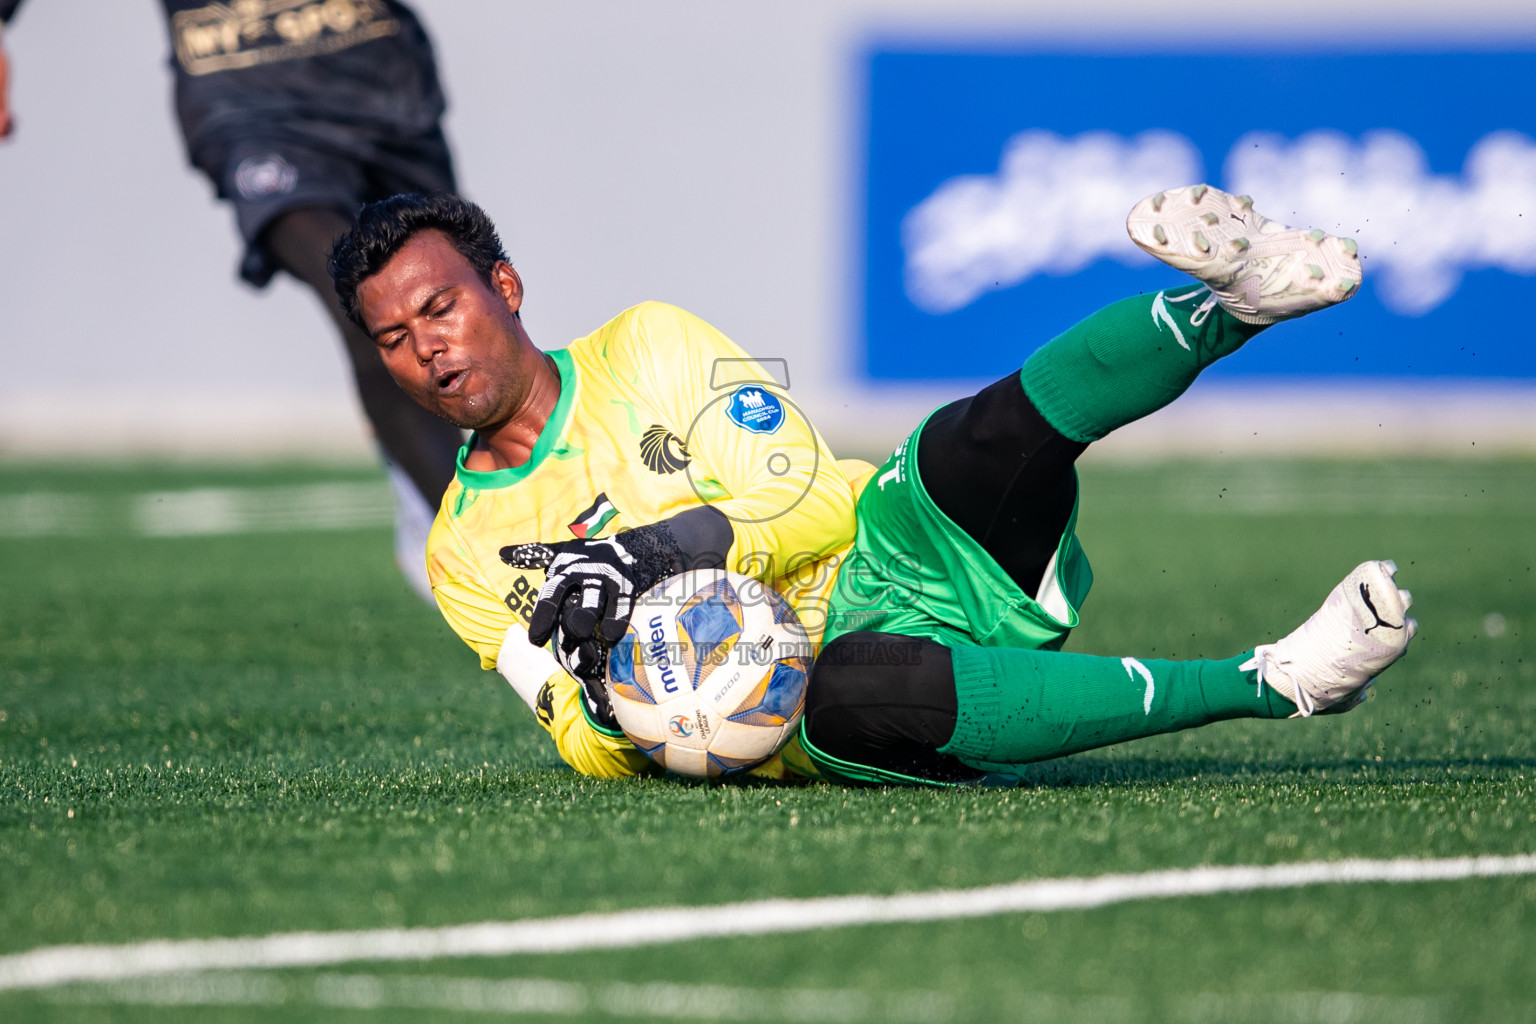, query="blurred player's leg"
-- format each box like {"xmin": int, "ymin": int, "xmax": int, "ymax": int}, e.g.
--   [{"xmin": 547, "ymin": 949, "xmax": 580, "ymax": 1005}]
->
[
  {"xmin": 263, "ymin": 206, "xmax": 462, "ymax": 506},
  {"xmin": 385, "ymin": 458, "xmax": 439, "ymax": 604},
  {"xmin": 264, "ymin": 207, "xmax": 462, "ymax": 600}
]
